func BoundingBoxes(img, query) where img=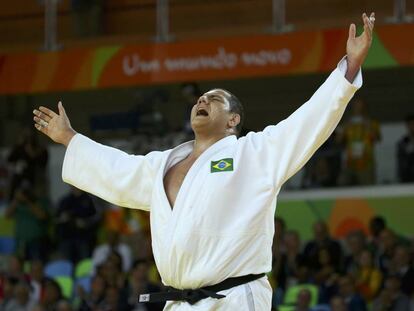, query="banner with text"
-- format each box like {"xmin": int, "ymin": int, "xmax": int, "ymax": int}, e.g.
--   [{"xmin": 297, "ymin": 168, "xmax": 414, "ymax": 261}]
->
[{"xmin": 0, "ymin": 24, "xmax": 413, "ymax": 94}]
